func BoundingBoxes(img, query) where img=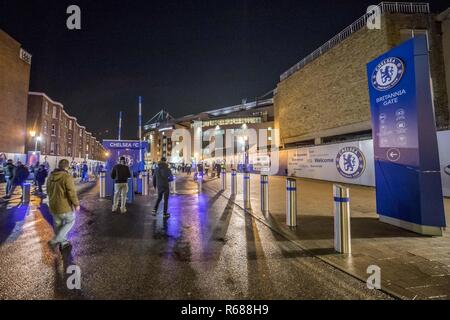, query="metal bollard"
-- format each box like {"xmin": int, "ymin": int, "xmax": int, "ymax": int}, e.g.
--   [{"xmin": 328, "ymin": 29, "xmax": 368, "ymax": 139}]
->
[
  {"xmin": 333, "ymin": 184, "xmax": 351, "ymax": 254},
  {"xmin": 243, "ymin": 172, "xmax": 251, "ymax": 209},
  {"xmin": 171, "ymin": 177, "xmax": 177, "ymax": 194},
  {"xmin": 231, "ymin": 169, "xmax": 237, "ymax": 195},
  {"xmin": 221, "ymin": 170, "xmax": 226, "ymax": 190},
  {"xmin": 22, "ymin": 182, "xmax": 31, "ymax": 203},
  {"xmin": 286, "ymin": 178, "xmax": 297, "ymax": 227},
  {"xmin": 99, "ymin": 171, "xmax": 106, "ymax": 198},
  {"xmin": 198, "ymin": 174, "xmax": 203, "ymax": 193},
  {"xmin": 141, "ymin": 172, "xmax": 149, "ymax": 196},
  {"xmin": 260, "ymin": 175, "xmax": 269, "ymax": 214}
]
